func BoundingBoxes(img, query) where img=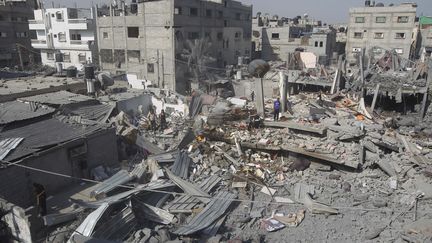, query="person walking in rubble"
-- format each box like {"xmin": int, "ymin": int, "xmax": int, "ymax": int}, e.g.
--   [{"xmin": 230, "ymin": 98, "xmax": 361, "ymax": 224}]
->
[
  {"xmin": 251, "ymin": 90, "xmax": 255, "ymax": 102},
  {"xmin": 159, "ymin": 109, "xmax": 167, "ymax": 131},
  {"xmin": 148, "ymin": 109, "xmax": 157, "ymax": 131},
  {"xmin": 274, "ymin": 97, "xmax": 281, "ymax": 121}
]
